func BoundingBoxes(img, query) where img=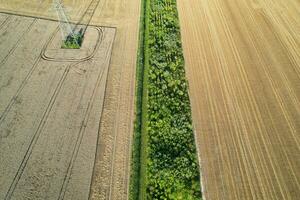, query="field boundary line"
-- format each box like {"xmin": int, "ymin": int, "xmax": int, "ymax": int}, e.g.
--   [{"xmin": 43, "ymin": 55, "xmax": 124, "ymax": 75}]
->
[
  {"xmin": 0, "ymin": 10, "xmax": 117, "ymax": 29},
  {"xmin": 128, "ymin": 0, "xmax": 146, "ymax": 198}
]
